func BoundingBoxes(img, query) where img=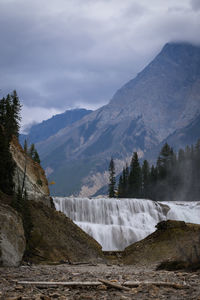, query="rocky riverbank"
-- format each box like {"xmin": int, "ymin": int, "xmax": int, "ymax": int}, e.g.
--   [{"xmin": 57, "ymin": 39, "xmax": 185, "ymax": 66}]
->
[{"xmin": 1, "ymin": 263, "xmax": 200, "ymax": 299}]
